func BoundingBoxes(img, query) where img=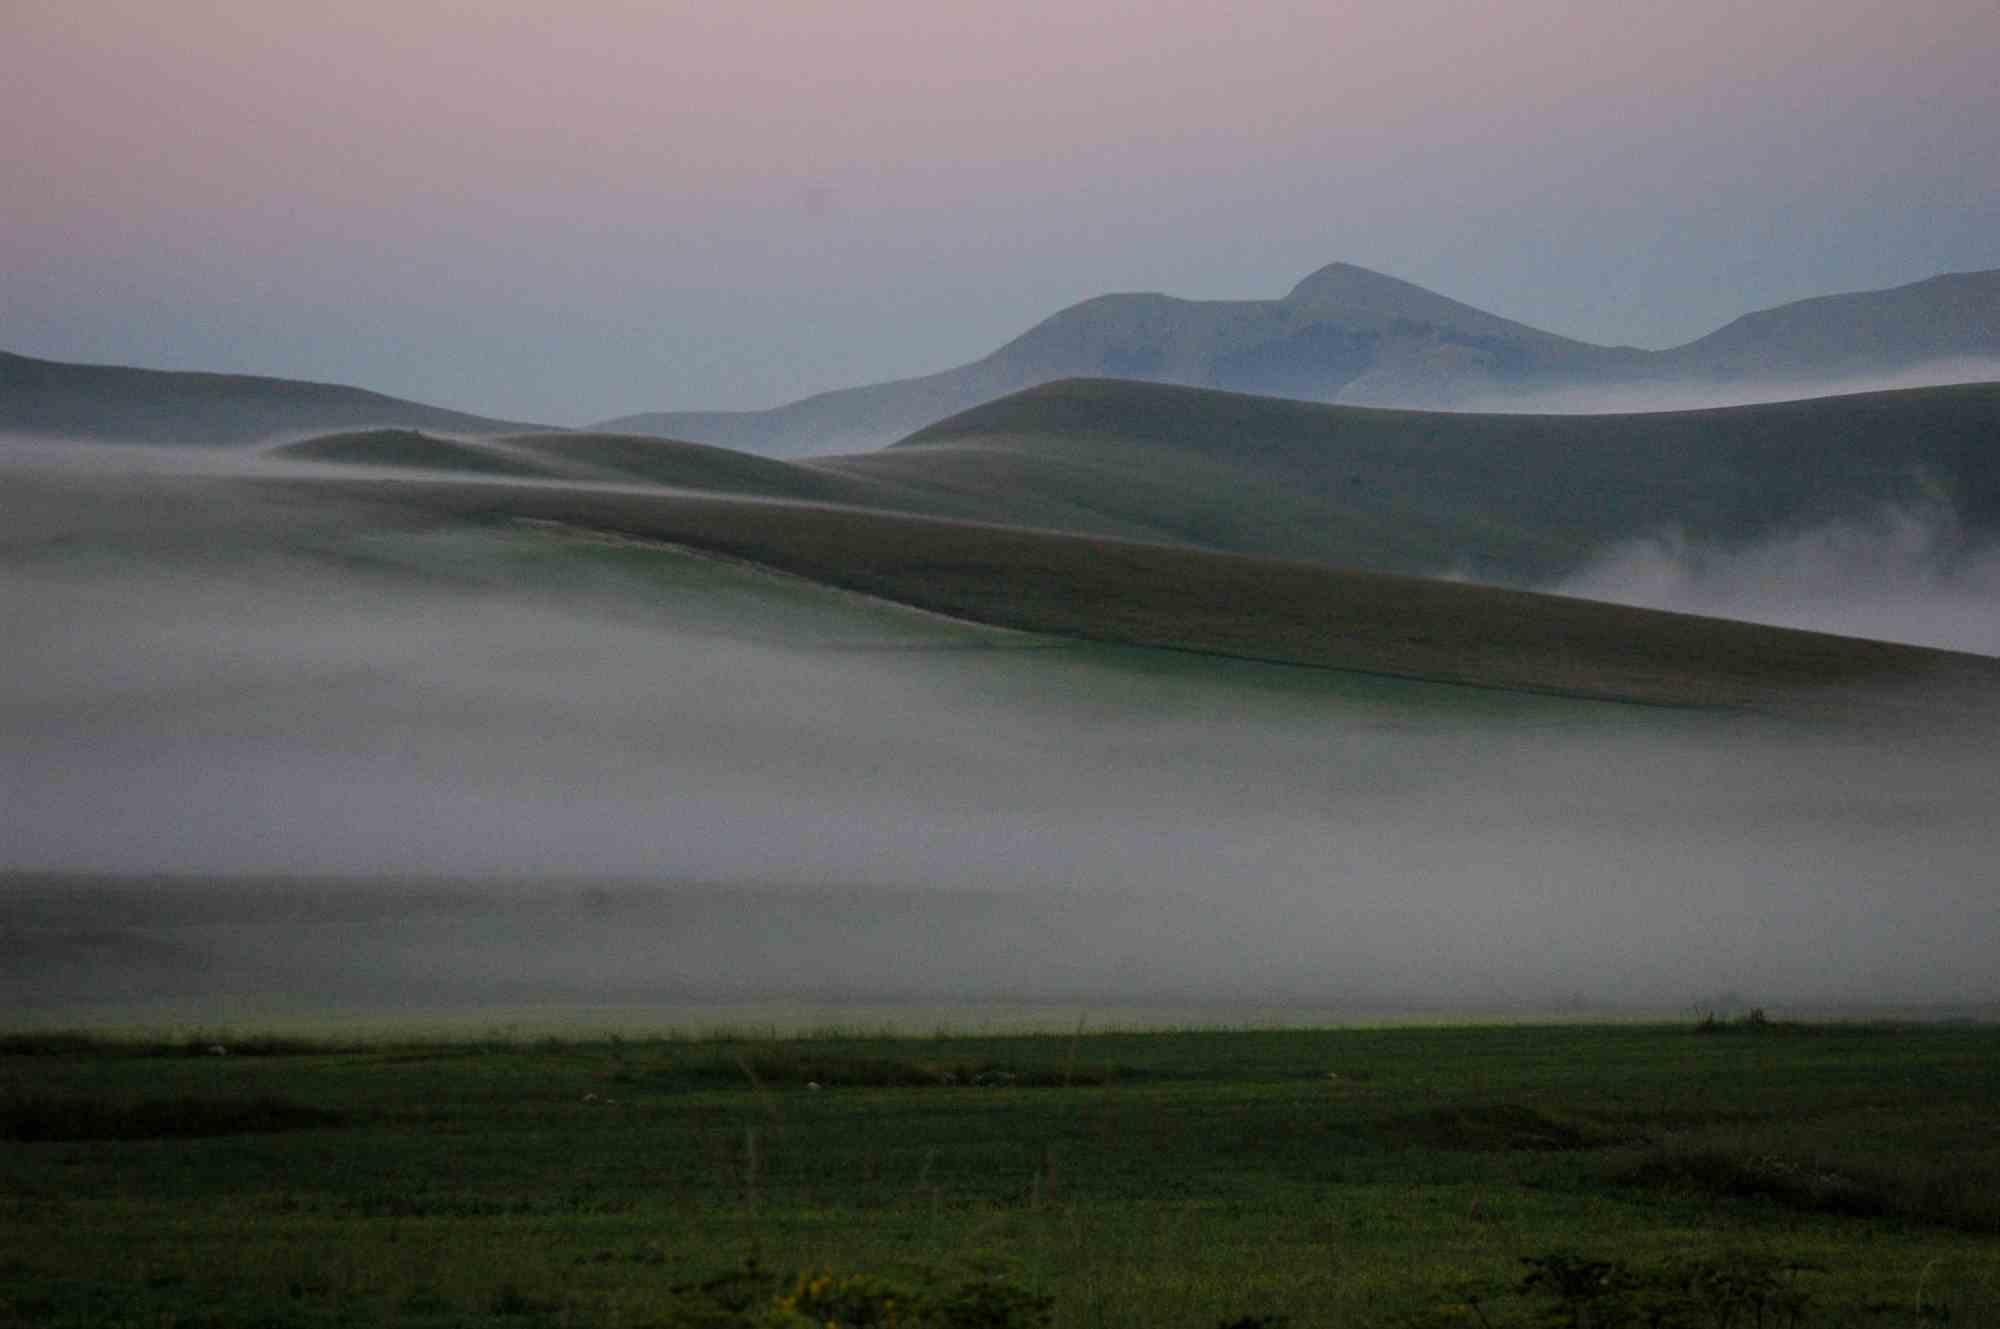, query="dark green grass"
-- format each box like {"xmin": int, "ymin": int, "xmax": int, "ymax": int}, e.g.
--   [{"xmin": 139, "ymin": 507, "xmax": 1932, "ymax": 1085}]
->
[
  {"xmin": 4, "ymin": 1022, "xmax": 1996, "ymax": 1327},
  {"xmin": 871, "ymin": 377, "xmax": 2000, "ymax": 581}
]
